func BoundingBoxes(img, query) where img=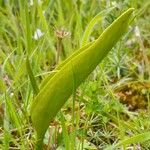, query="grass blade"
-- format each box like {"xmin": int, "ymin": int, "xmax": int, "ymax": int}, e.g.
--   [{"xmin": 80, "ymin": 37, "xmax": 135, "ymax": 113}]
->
[
  {"xmin": 26, "ymin": 57, "xmax": 39, "ymax": 95},
  {"xmin": 81, "ymin": 7, "xmax": 115, "ymax": 46},
  {"xmin": 105, "ymin": 132, "xmax": 150, "ymax": 150}
]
